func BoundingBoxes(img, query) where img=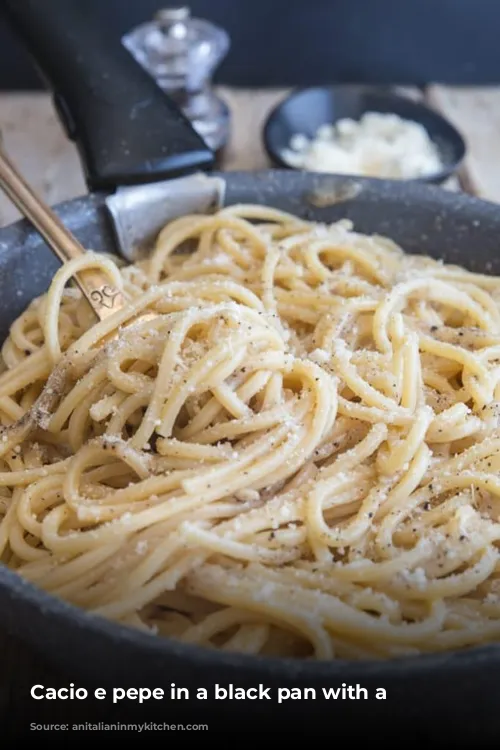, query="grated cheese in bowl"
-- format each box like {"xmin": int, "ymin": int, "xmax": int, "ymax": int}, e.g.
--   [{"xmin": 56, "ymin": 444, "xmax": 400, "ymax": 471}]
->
[{"xmin": 280, "ymin": 111, "xmax": 444, "ymax": 179}]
